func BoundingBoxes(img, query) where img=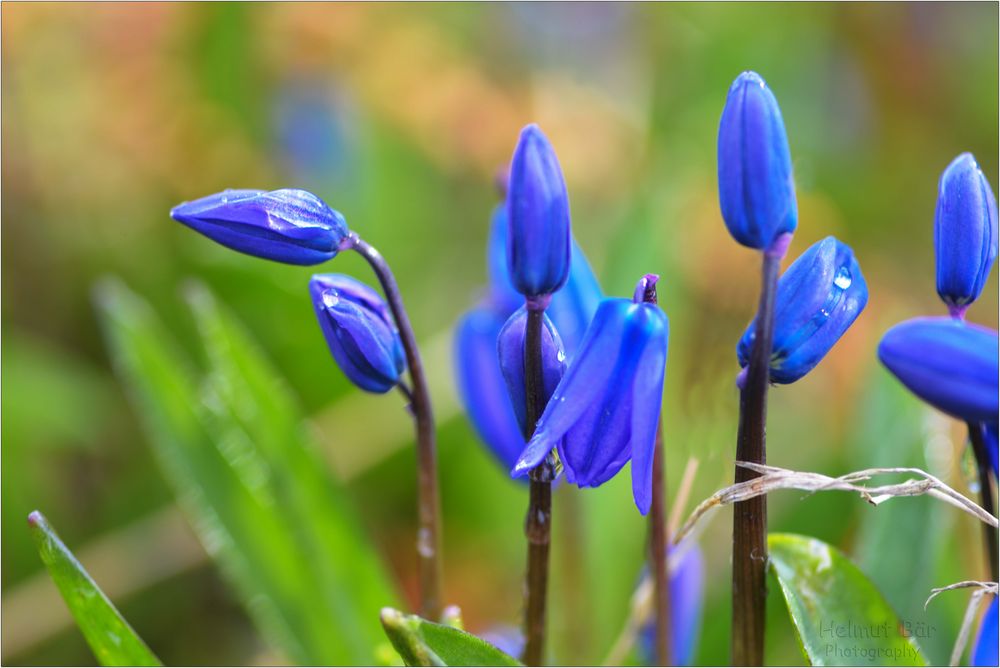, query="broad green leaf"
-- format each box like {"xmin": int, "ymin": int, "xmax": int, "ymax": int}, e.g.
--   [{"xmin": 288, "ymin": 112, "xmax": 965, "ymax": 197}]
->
[
  {"xmin": 94, "ymin": 278, "xmax": 398, "ymax": 665},
  {"xmin": 28, "ymin": 511, "xmax": 161, "ymax": 667},
  {"xmin": 380, "ymin": 608, "xmax": 522, "ymax": 667},
  {"xmin": 768, "ymin": 533, "xmax": 928, "ymax": 666}
]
